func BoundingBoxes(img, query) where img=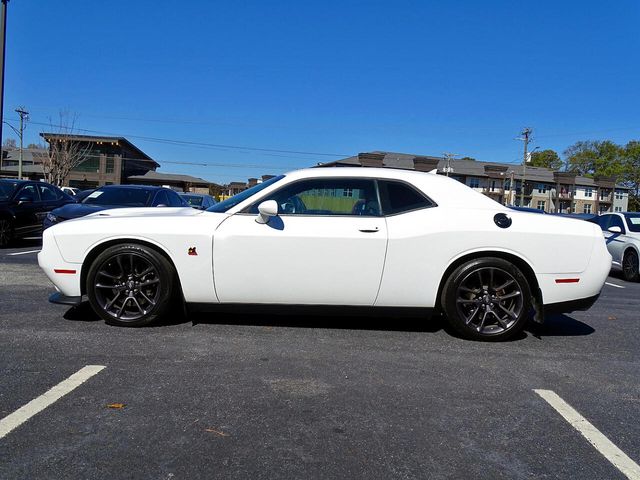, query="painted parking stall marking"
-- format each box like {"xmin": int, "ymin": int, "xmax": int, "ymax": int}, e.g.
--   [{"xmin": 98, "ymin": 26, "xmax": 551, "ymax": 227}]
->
[
  {"xmin": 605, "ymin": 282, "xmax": 626, "ymax": 289},
  {"xmin": 0, "ymin": 365, "xmax": 106, "ymax": 440},
  {"xmin": 5, "ymin": 249, "xmax": 41, "ymax": 256},
  {"xmin": 535, "ymin": 389, "xmax": 640, "ymax": 479}
]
